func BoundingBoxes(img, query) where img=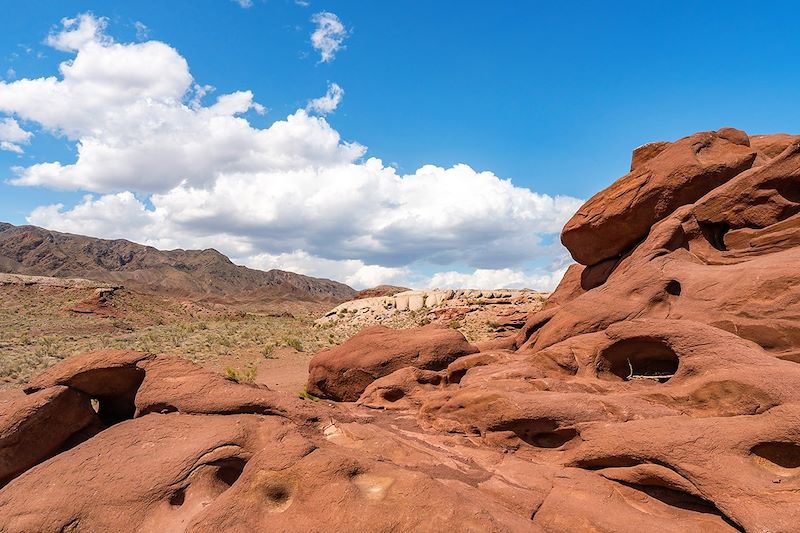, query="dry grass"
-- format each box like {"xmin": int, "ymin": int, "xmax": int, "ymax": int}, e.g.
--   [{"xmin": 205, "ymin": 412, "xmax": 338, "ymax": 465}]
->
[{"xmin": 0, "ymin": 284, "xmax": 351, "ymax": 388}]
